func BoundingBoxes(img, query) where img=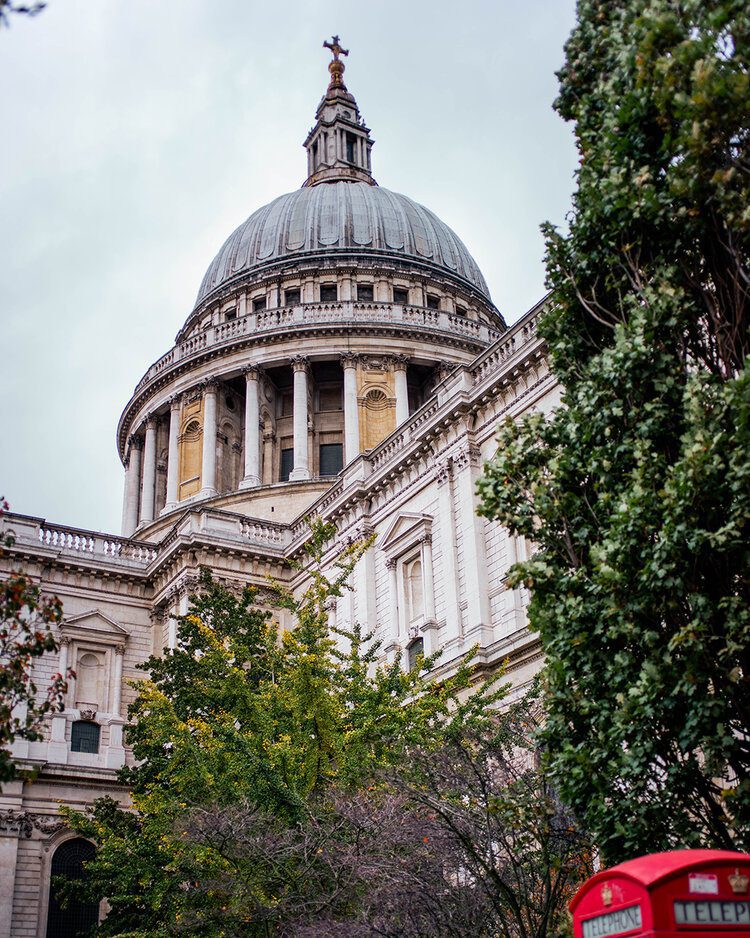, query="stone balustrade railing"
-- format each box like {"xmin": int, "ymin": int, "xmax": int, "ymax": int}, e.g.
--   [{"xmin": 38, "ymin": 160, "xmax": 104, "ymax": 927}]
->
[
  {"xmin": 0, "ymin": 514, "xmax": 158, "ymax": 567},
  {"xmin": 134, "ymin": 302, "xmax": 501, "ymax": 395}
]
